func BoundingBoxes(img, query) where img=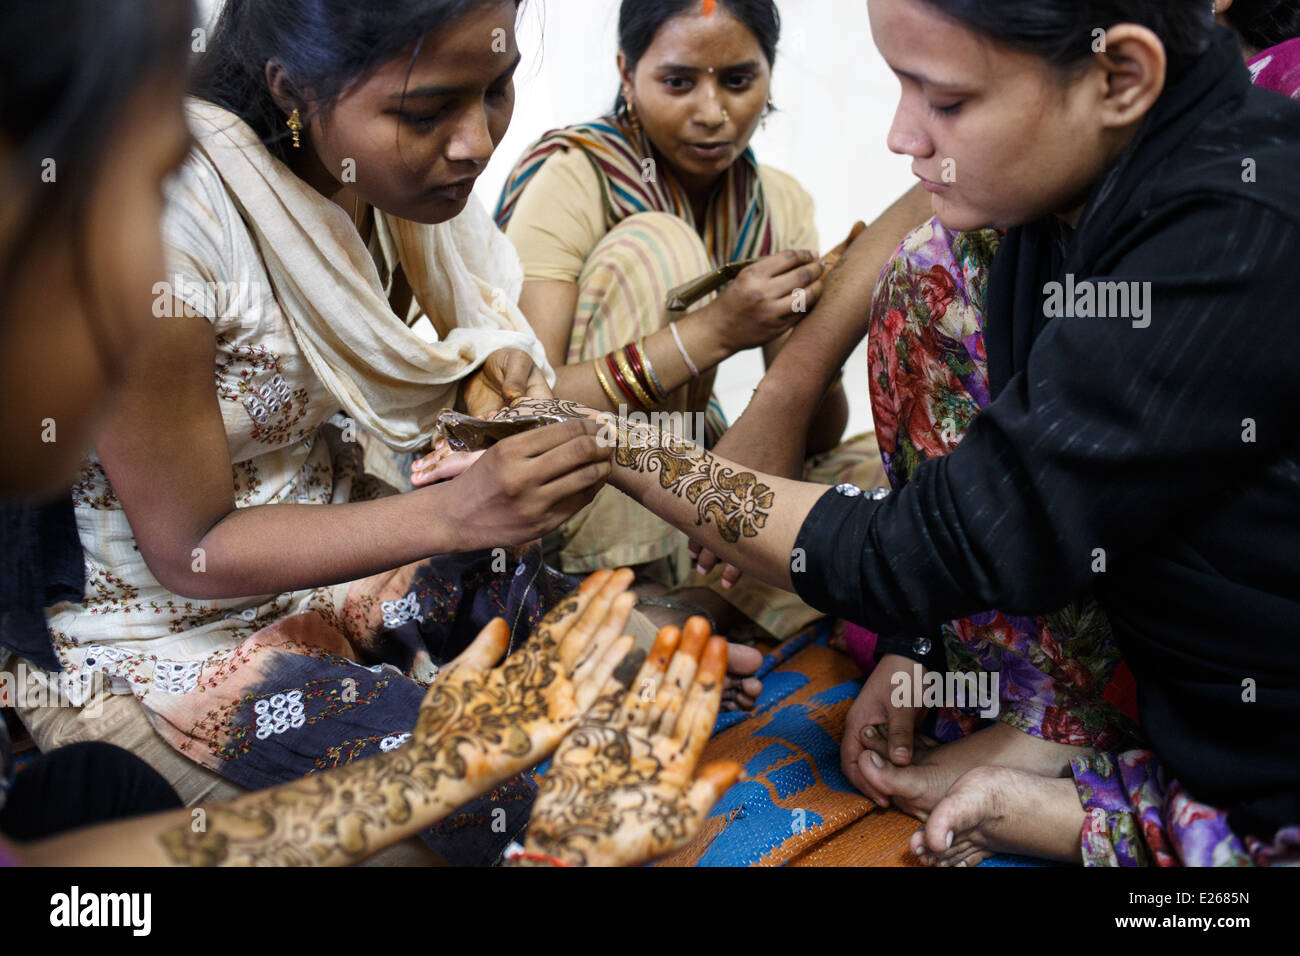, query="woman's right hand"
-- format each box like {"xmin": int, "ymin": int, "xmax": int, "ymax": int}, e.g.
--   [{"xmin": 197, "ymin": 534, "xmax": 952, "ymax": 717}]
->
[
  {"xmin": 707, "ymin": 249, "xmax": 826, "ymax": 353},
  {"xmin": 441, "ymin": 417, "xmax": 613, "ymax": 550},
  {"xmin": 520, "ymin": 617, "xmax": 744, "ymax": 867},
  {"xmin": 841, "ymin": 653, "xmax": 929, "ymax": 808}
]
